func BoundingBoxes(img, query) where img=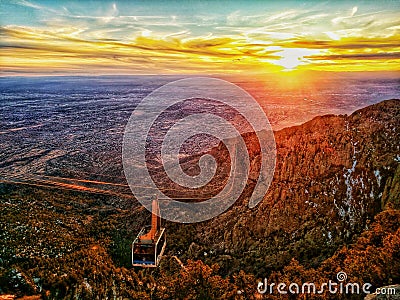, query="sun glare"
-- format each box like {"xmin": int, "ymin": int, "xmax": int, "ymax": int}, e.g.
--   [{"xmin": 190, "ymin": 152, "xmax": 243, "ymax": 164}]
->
[
  {"xmin": 272, "ymin": 48, "xmax": 322, "ymax": 72},
  {"xmin": 275, "ymin": 57, "xmax": 301, "ymax": 71},
  {"xmin": 272, "ymin": 48, "xmax": 305, "ymax": 71},
  {"xmin": 1, "ymin": 1, "xmax": 398, "ymax": 75}
]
